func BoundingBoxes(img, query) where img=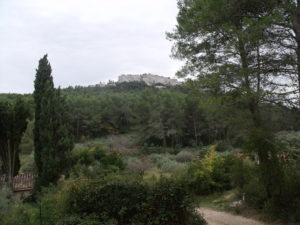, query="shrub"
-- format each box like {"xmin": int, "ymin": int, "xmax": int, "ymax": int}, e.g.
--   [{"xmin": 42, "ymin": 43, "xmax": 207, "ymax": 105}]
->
[
  {"xmin": 141, "ymin": 146, "xmax": 179, "ymax": 155},
  {"xmin": 20, "ymin": 151, "xmax": 36, "ymax": 173},
  {"xmin": 276, "ymin": 131, "xmax": 300, "ymax": 148},
  {"xmin": 243, "ymin": 176, "xmax": 267, "ymax": 209},
  {"xmin": 182, "ymin": 147, "xmax": 234, "ymax": 194},
  {"xmin": 65, "ymin": 179, "xmax": 147, "ymax": 225},
  {"xmin": 175, "ymin": 150, "xmax": 195, "ymax": 163},
  {"xmin": 0, "ymin": 186, "xmax": 14, "ymax": 207},
  {"xmin": 0, "ymin": 187, "xmax": 18, "ymax": 224},
  {"xmin": 1, "ymin": 203, "xmax": 37, "ymax": 225},
  {"xmin": 241, "ymin": 129, "xmax": 300, "ymax": 221},
  {"xmin": 138, "ymin": 179, "xmax": 205, "ymax": 225},
  {"xmin": 101, "ymin": 152, "xmax": 125, "ymax": 170},
  {"xmin": 126, "ymin": 157, "xmax": 153, "ymax": 174},
  {"xmin": 150, "ymin": 153, "xmax": 186, "ymax": 173},
  {"xmin": 70, "ymin": 147, "xmax": 125, "ymax": 178},
  {"xmin": 71, "ymin": 148, "xmax": 96, "ymax": 166},
  {"xmin": 230, "ymin": 157, "xmax": 254, "ymax": 190},
  {"xmin": 160, "ymin": 159, "xmax": 186, "ymax": 173},
  {"xmin": 62, "ymin": 177, "xmax": 206, "ymax": 225}
]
